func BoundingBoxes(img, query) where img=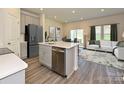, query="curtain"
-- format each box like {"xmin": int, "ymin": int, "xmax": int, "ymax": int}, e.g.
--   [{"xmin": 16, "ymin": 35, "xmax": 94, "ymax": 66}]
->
[
  {"xmin": 111, "ymin": 24, "xmax": 118, "ymax": 41},
  {"xmin": 90, "ymin": 26, "xmax": 96, "ymax": 40},
  {"xmin": 45, "ymin": 31, "xmax": 47, "ymax": 40}
]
